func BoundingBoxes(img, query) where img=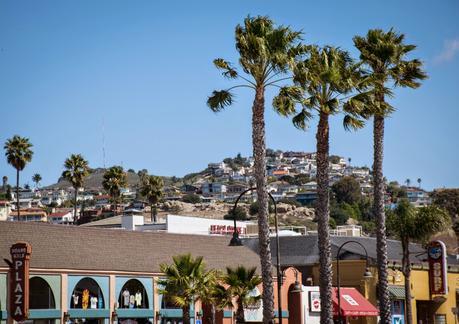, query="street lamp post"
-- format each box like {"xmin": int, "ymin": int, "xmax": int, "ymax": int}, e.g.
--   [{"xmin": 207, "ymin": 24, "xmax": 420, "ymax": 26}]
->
[
  {"xmin": 228, "ymin": 187, "xmax": 283, "ymax": 324},
  {"xmin": 336, "ymin": 240, "xmax": 373, "ymax": 324}
]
